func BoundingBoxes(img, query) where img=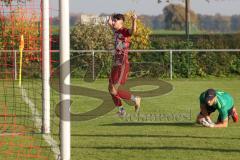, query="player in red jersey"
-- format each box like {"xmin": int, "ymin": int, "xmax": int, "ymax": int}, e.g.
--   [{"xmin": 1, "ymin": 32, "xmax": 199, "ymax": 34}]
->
[{"xmin": 108, "ymin": 13, "xmax": 141, "ymax": 117}]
